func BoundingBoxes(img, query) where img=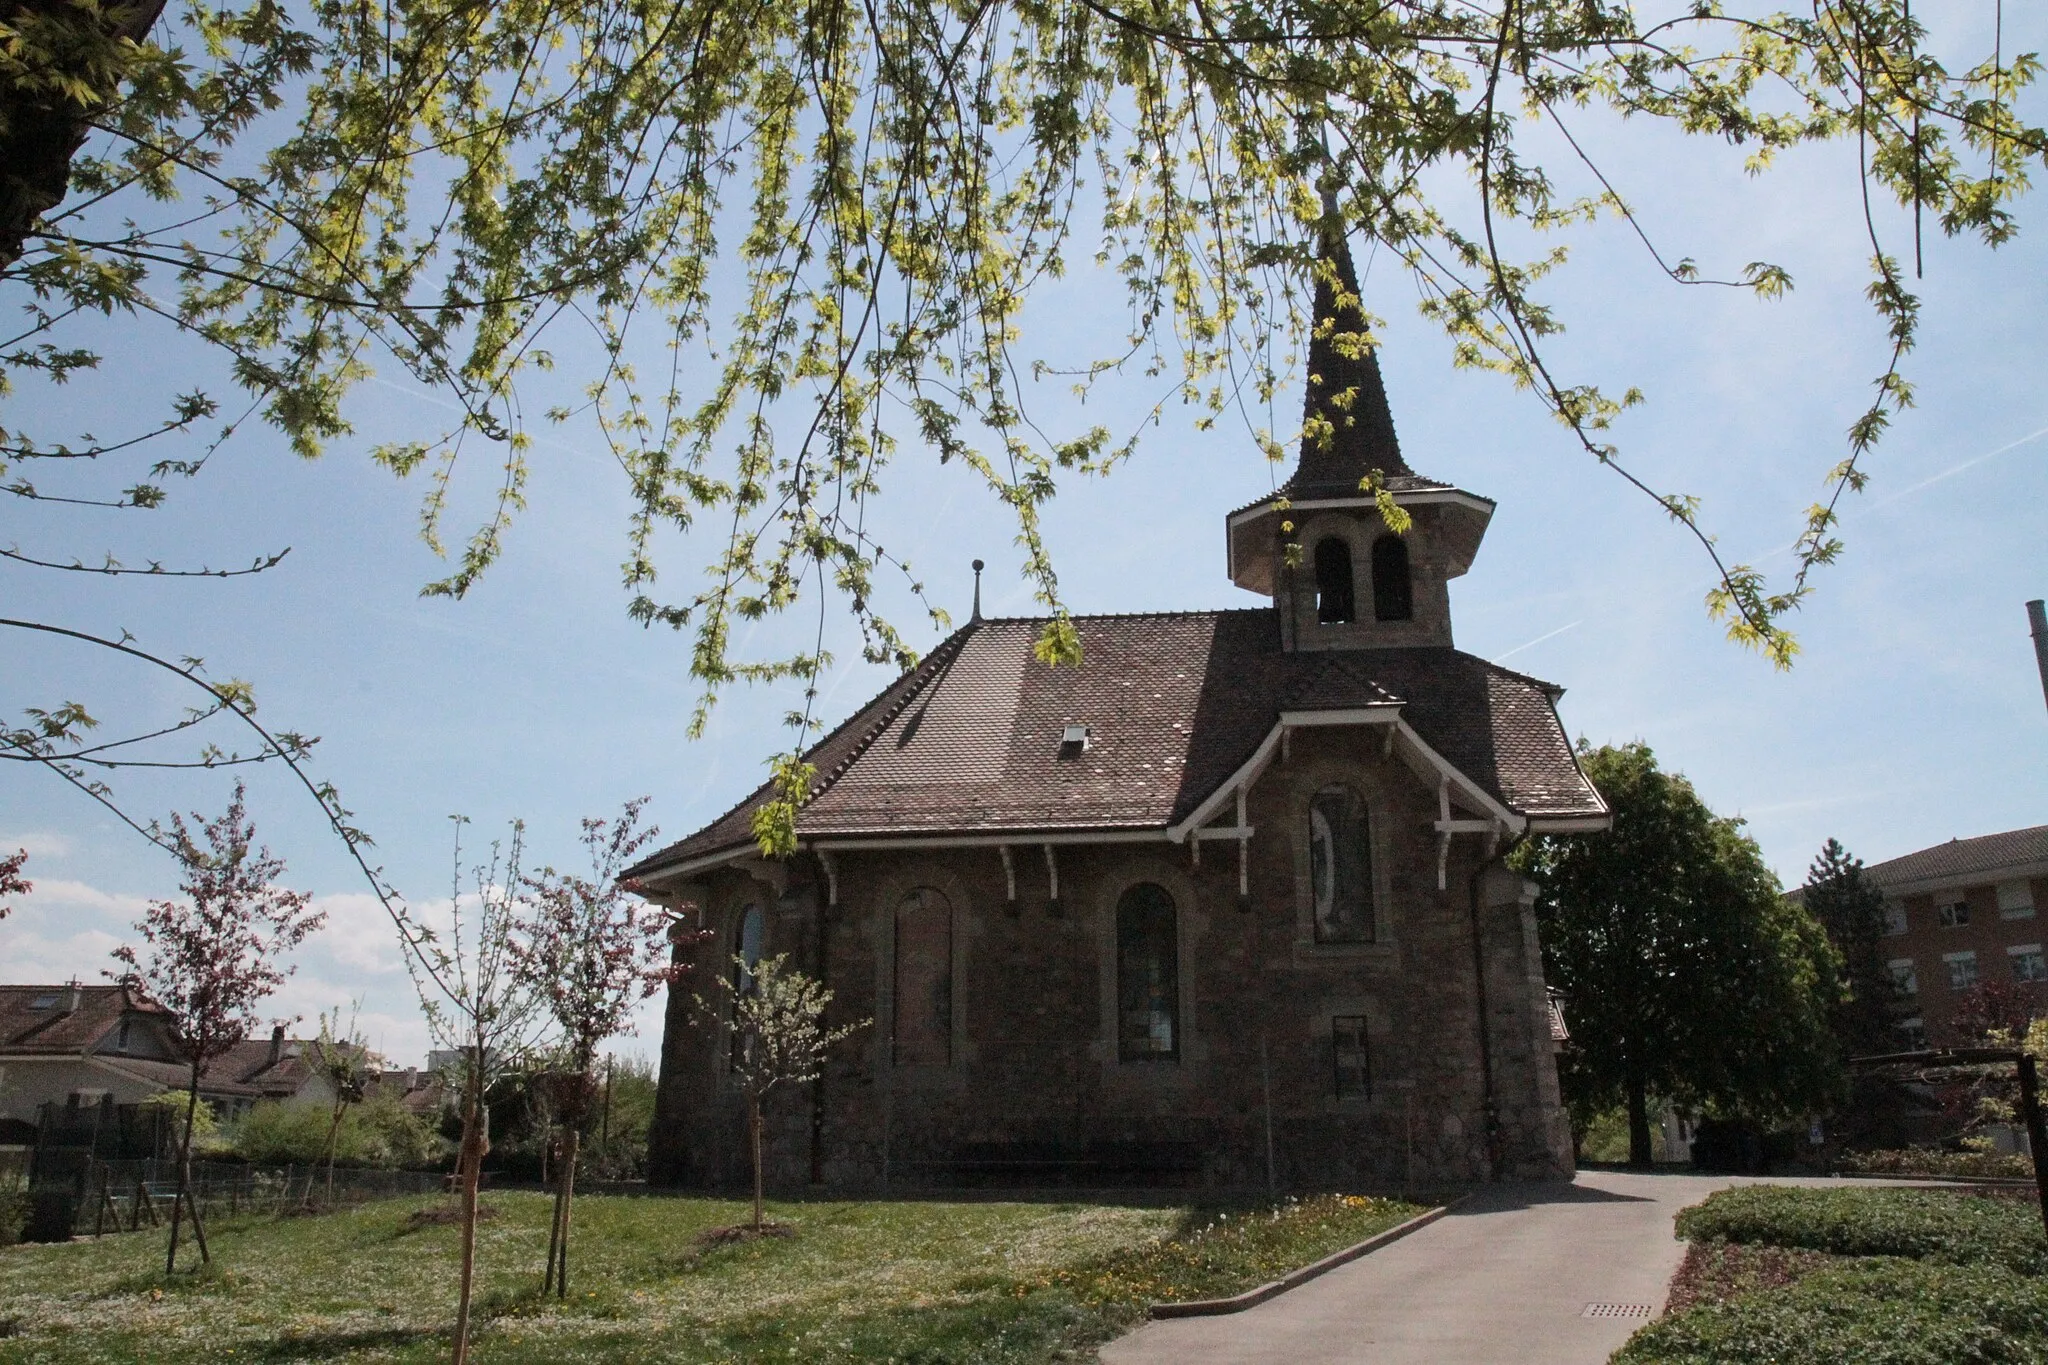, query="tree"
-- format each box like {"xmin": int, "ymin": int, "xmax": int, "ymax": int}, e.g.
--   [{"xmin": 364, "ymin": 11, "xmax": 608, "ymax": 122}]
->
[
  {"xmin": 407, "ymin": 817, "xmax": 550, "ymax": 1365},
  {"xmin": 0, "ymin": 849, "xmax": 25, "ymax": 918},
  {"xmin": 1802, "ymin": 838, "xmax": 1911, "ymax": 1147},
  {"xmin": 307, "ymin": 1004, "xmax": 379, "ymax": 1209},
  {"xmin": 107, "ymin": 783, "xmax": 323, "ymax": 1273},
  {"xmin": 1519, "ymin": 742, "xmax": 1843, "ymax": 1167},
  {"xmin": 8, "ymin": 2, "xmax": 2047, "ymax": 859},
  {"xmin": 514, "ymin": 798, "xmax": 687, "ymax": 1298},
  {"xmin": 698, "ymin": 954, "xmax": 865, "ymax": 1232}
]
